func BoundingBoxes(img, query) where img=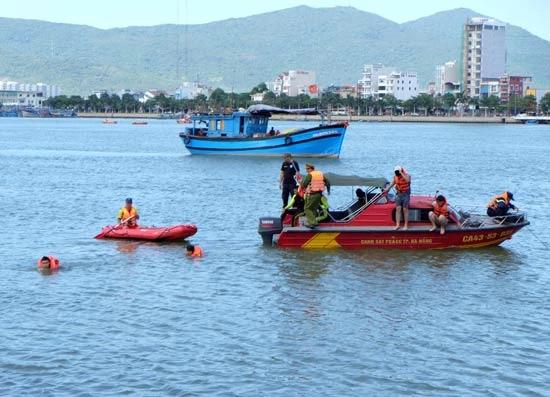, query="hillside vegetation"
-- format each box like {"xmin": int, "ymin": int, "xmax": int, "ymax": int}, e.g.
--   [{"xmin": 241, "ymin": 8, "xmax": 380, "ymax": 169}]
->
[{"xmin": 1, "ymin": 6, "xmax": 548, "ymax": 95}]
